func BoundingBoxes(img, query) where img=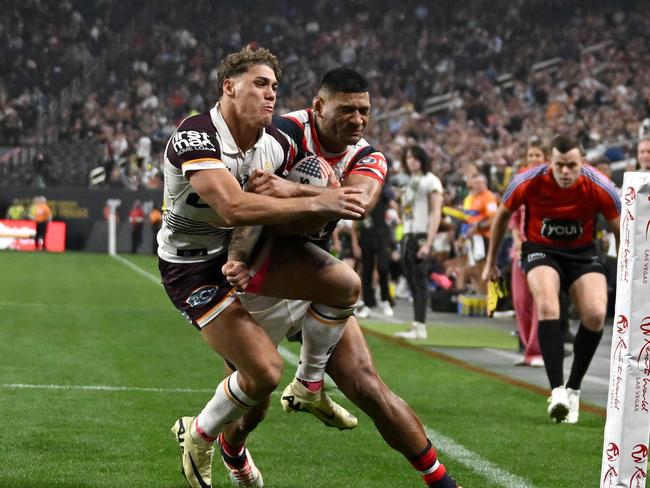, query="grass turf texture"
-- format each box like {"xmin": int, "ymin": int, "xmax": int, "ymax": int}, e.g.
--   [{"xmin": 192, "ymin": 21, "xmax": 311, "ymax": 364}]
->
[{"xmin": 0, "ymin": 251, "xmax": 605, "ymax": 488}]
